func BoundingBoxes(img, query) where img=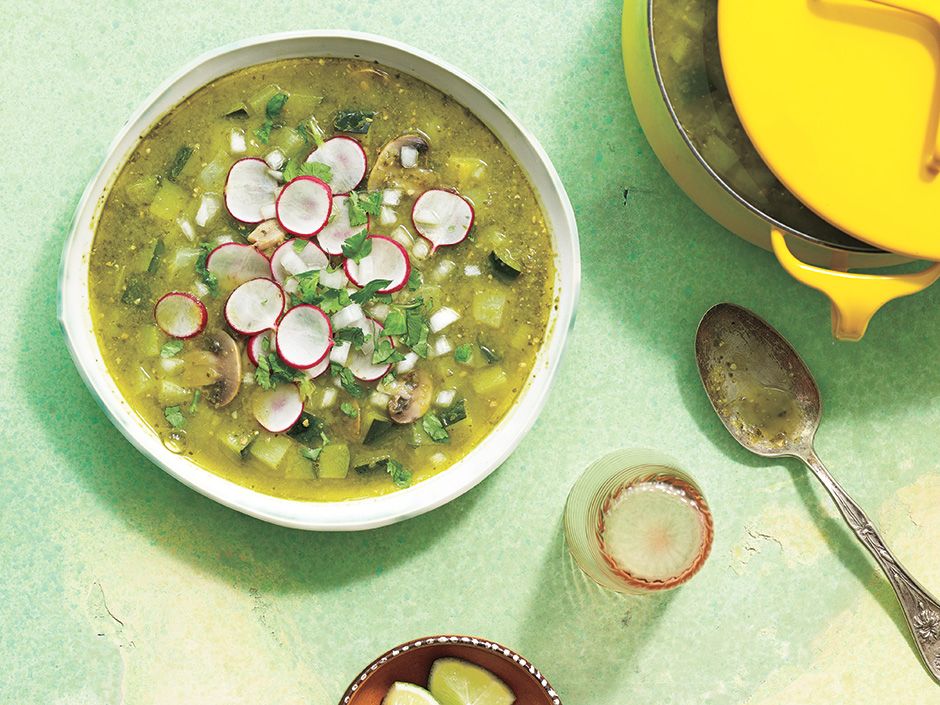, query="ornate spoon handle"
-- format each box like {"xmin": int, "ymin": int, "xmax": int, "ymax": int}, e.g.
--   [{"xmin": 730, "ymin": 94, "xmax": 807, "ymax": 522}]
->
[{"xmin": 803, "ymin": 449, "xmax": 940, "ymax": 682}]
